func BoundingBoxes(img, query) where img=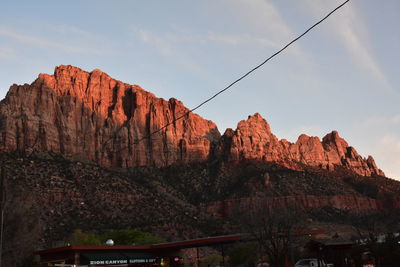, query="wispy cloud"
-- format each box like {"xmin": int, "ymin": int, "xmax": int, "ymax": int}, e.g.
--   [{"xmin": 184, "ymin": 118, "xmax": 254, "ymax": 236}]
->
[
  {"xmin": 136, "ymin": 28, "xmax": 219, "ymax": 82},
  {"xmin": 135, "ymin": 0, "xmax": 314, "ymax": 56},
  {"xmin": 223, "ymin": 0, "xmax": 293, "ymax": 42},
  {"xmin": 136, "ymin": 0, "xmax": 297, "ymax": 50},
  {"xmin": 276, "ymin": 124, "xmax": 327, "ymax": 143},
  {"xmin": 0, "ymin": 46, "xmax": 15, "ymax": 59},
  {"xmin": 46, "ymin": 24, "xmax": 100, "ymax": 39},
  {"xmin": 360, "ymin": 114, "xmax": 400, "ymax": 128},
  {"xmin": 356, "ymin": 114, "xmax": 400, "ymax": 179},
  {"xmin": 135, "ymin": 25, "xmax": 307, "ymax": 92},
  {"xmin": 137, "ymin": 28, "xmax": 284, "ymax": 50},
  {"xmin": 280, "ymin": 116, "xmax": 400, "ymax": 179},
  {"xmin": 0, "ymin": 25, "xmax": 112, "ymax": 55},
  {"xmin": 218, "ymin": 0, "xmax": 306, "ymax": 57},
  {"xmin": 304, "ymin": 1, "xmax": 392, "ymax": 91},
  {"xmin": 379, "ymin": 135, "xmax": 400, "ymax": 159},
  {"xmin": 376, "ymin": 135, "xmax": 400, "ymax": 178},
  {"xmin": 134, "ymin": 0, "xmax": 314, "ymax": 83}
]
